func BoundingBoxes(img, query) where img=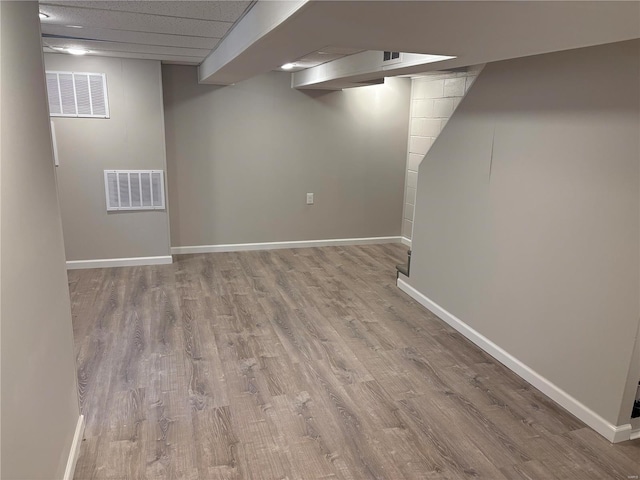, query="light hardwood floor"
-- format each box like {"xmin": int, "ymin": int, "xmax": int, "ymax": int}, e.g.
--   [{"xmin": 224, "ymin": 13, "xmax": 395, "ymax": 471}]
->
[{"xmin": 68, "ymin": 244, "xmax": 640, "ymax": 479}]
